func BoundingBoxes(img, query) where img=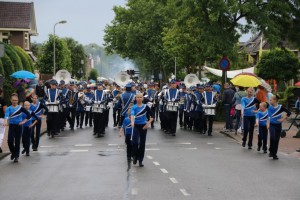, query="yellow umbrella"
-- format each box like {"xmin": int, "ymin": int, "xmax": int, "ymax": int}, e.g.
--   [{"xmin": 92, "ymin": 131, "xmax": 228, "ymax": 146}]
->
[{"xmin": 230, "ymin": 73, "xmax": 262, "ymax": 87}]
